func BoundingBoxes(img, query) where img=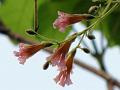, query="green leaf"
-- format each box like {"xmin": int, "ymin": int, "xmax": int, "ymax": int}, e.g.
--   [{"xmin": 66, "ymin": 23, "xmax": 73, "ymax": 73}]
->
[
  {"xmin": 0, "ymin": 0, "xmax": 5, "ymax": 5},
  {"xmin": 37, "ymin": 0, "xmax": 92, "ymax": 41},
  {"xmin": 103, "ymin": 9, "xmax": 120, "ymax": 46},
  {"xmin": 0, "ymin": 0, "xmax": 44, "ymax": 43}
]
